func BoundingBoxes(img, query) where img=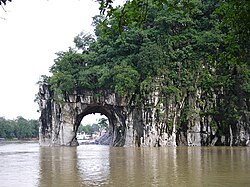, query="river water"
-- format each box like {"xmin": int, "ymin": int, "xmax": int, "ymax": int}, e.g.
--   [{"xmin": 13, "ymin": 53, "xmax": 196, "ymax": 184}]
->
[{"xmin": 0, "ymin": 143, "xmax": 249, "ymax": 187}]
